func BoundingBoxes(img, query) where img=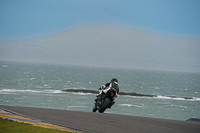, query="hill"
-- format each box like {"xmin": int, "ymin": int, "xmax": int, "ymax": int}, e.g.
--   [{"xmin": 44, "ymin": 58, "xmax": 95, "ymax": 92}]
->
[{"xmin": 0, "ymin": 24, "xmax": 200, "ymax": 71}]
